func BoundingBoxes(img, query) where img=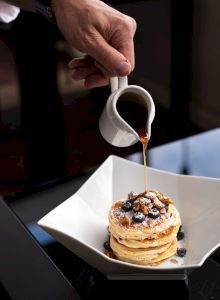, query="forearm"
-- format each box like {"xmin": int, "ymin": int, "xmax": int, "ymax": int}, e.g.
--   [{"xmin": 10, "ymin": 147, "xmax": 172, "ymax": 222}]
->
[{"xmin": 2, "ymin": 0, "xmax": 35, "ymax": 12}]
